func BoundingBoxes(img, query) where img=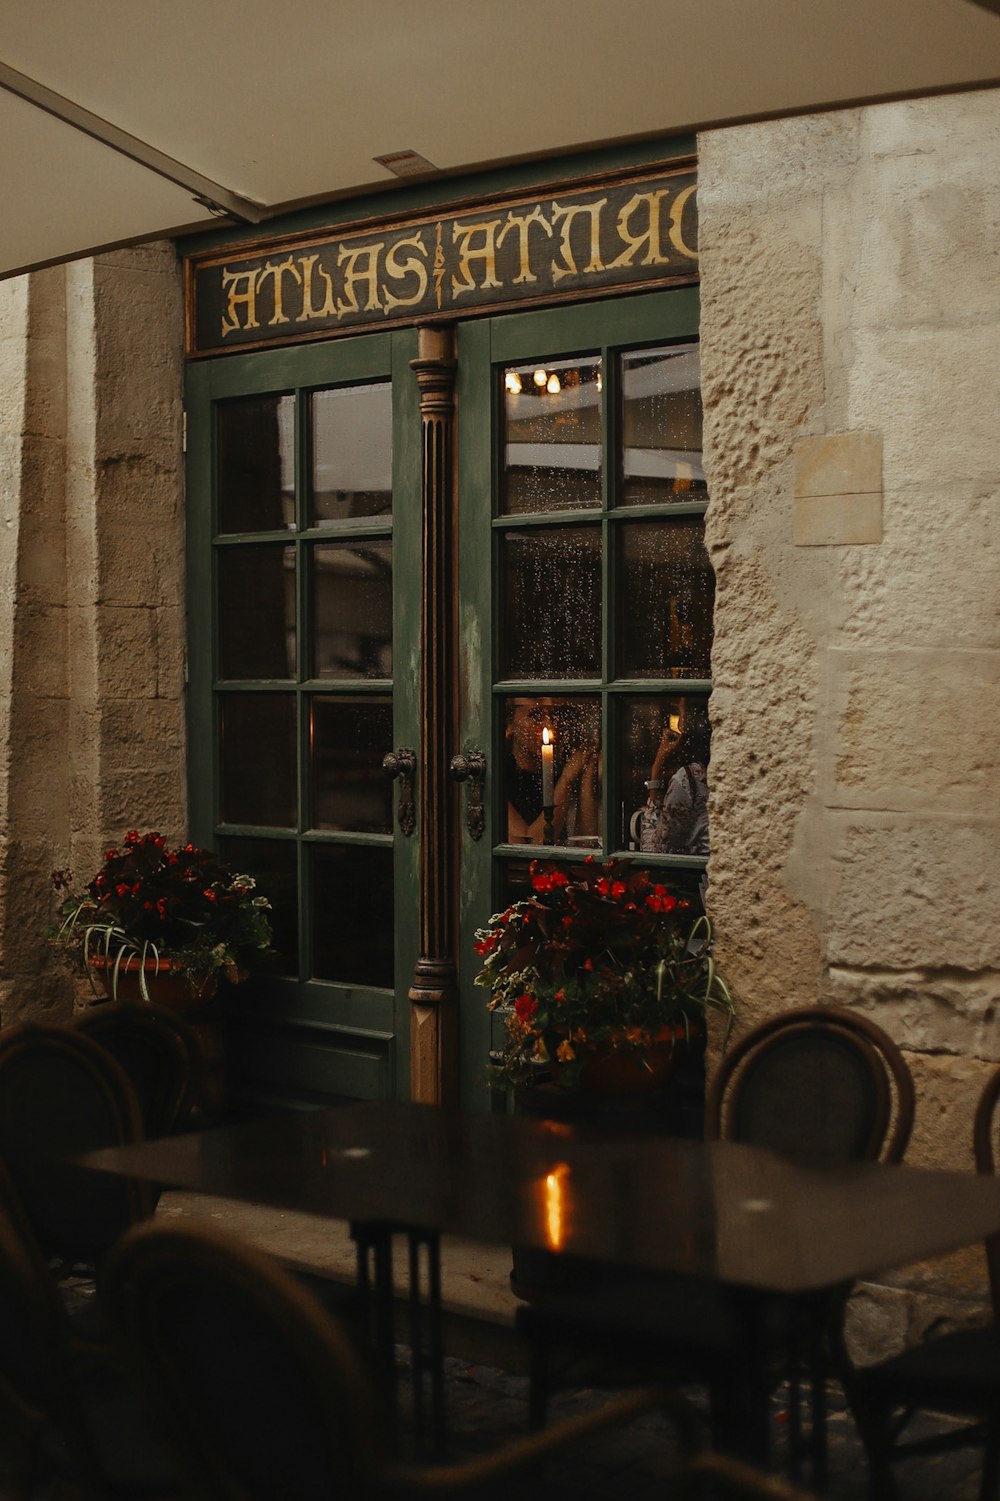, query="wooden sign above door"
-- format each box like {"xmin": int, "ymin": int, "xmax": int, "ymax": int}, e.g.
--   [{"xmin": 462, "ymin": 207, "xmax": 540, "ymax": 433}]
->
[{"xmin": 185, "ymin": 161, "xmax": 697, "ymax": 357}]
